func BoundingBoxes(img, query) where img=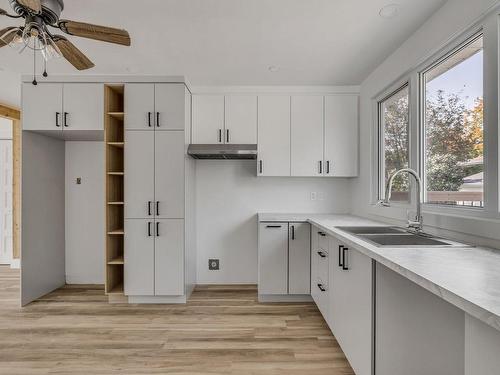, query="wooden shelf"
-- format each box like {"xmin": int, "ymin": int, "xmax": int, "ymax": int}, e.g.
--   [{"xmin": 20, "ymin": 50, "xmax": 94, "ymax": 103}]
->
[
  {"xmin": 107, "ymin": 172, "xmax": 124, "ymax": 176},
  {"xmin": 107, "ymin": 202, "xmax": 124, "ymax": 205},
  {"xmin": 108, "ymin": 256, "xmax": 124, "ymax": 265},
  {"xmin": 107, "ymin": 112, "xmax": 124, "ymax": 120},
  {"xmin": 107, "ymin": 229, "xmax": 124, "ymax": 235},
  {"xmin": 108, "ymin": 283, "xmax": 124, "ymax": 294},
  {"xmin": 107, "ymin": 142, "xmax": 124, "ymax": 148}
]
